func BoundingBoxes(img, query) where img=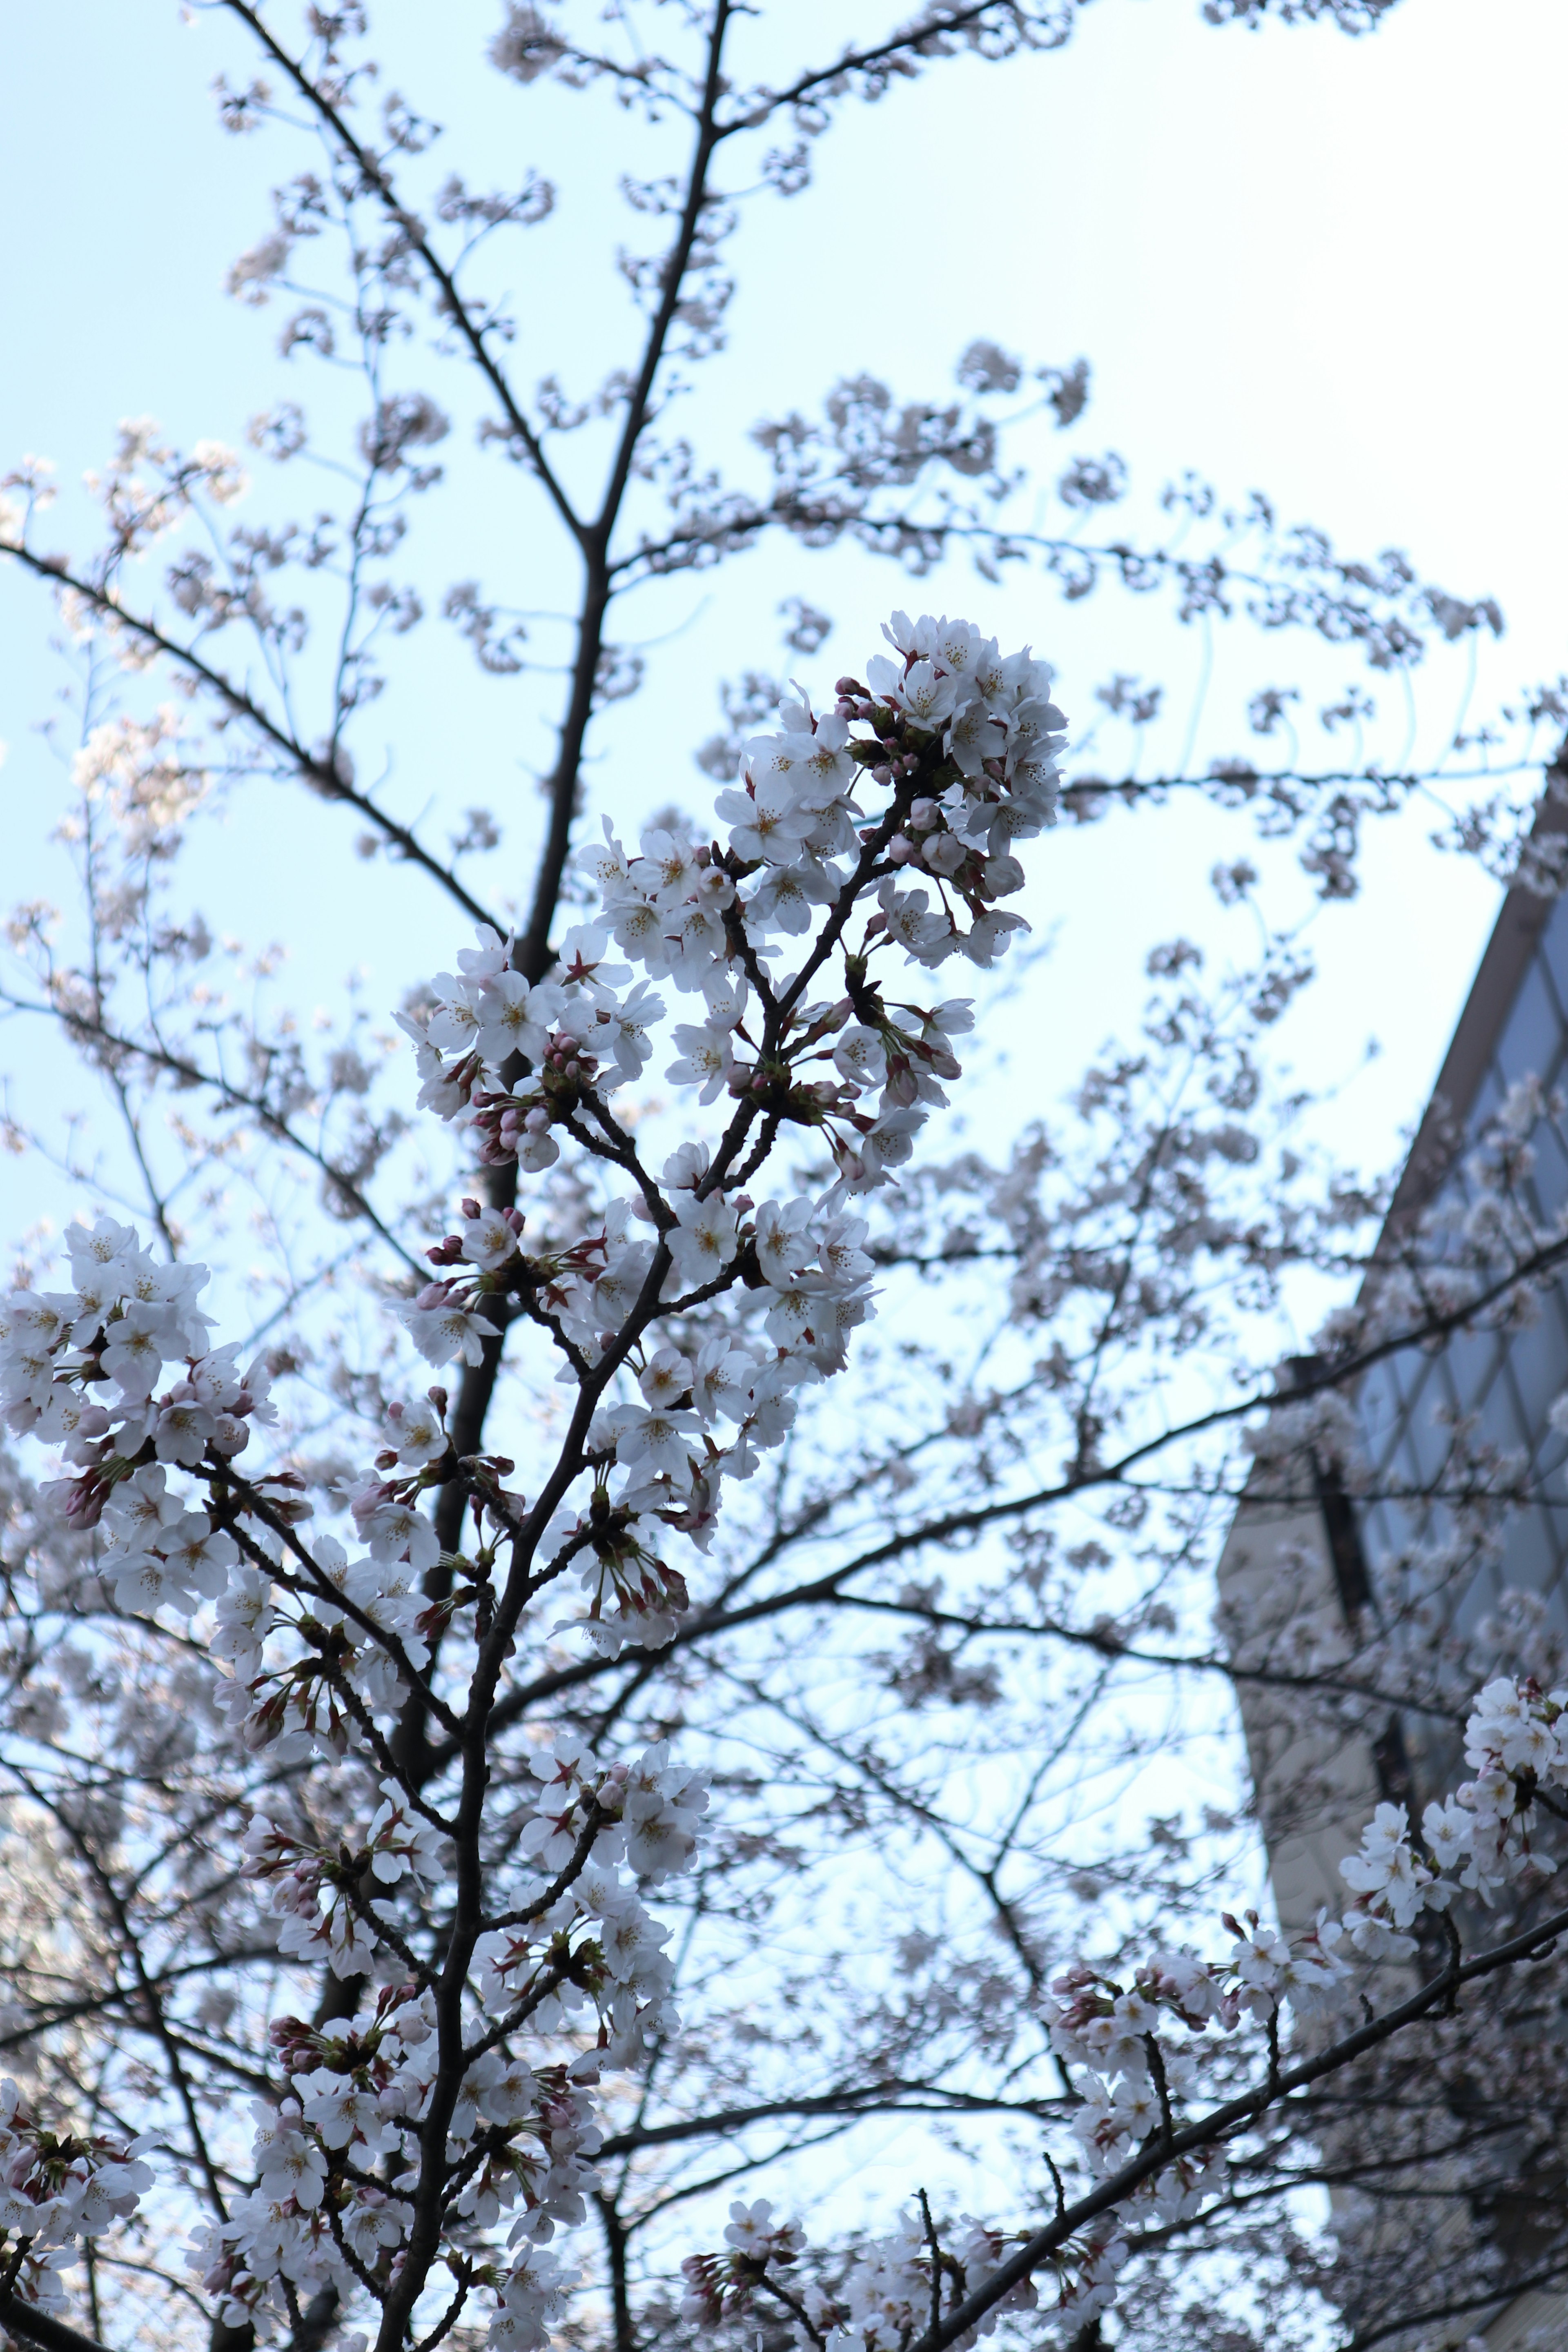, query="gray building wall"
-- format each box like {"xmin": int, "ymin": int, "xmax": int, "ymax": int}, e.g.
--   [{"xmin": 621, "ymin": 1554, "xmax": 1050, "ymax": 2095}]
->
[{"xmin": 1218, "ymin": 834, "xmax": 1568, "ymax": 2349}]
